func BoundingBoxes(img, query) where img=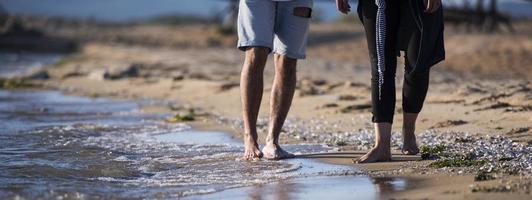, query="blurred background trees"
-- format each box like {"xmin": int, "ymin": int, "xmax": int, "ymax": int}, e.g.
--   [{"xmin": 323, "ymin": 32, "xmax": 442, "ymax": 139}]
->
[{"xmin": 217, "ymin": 0, "xmax": 529, "ymax": 33}]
